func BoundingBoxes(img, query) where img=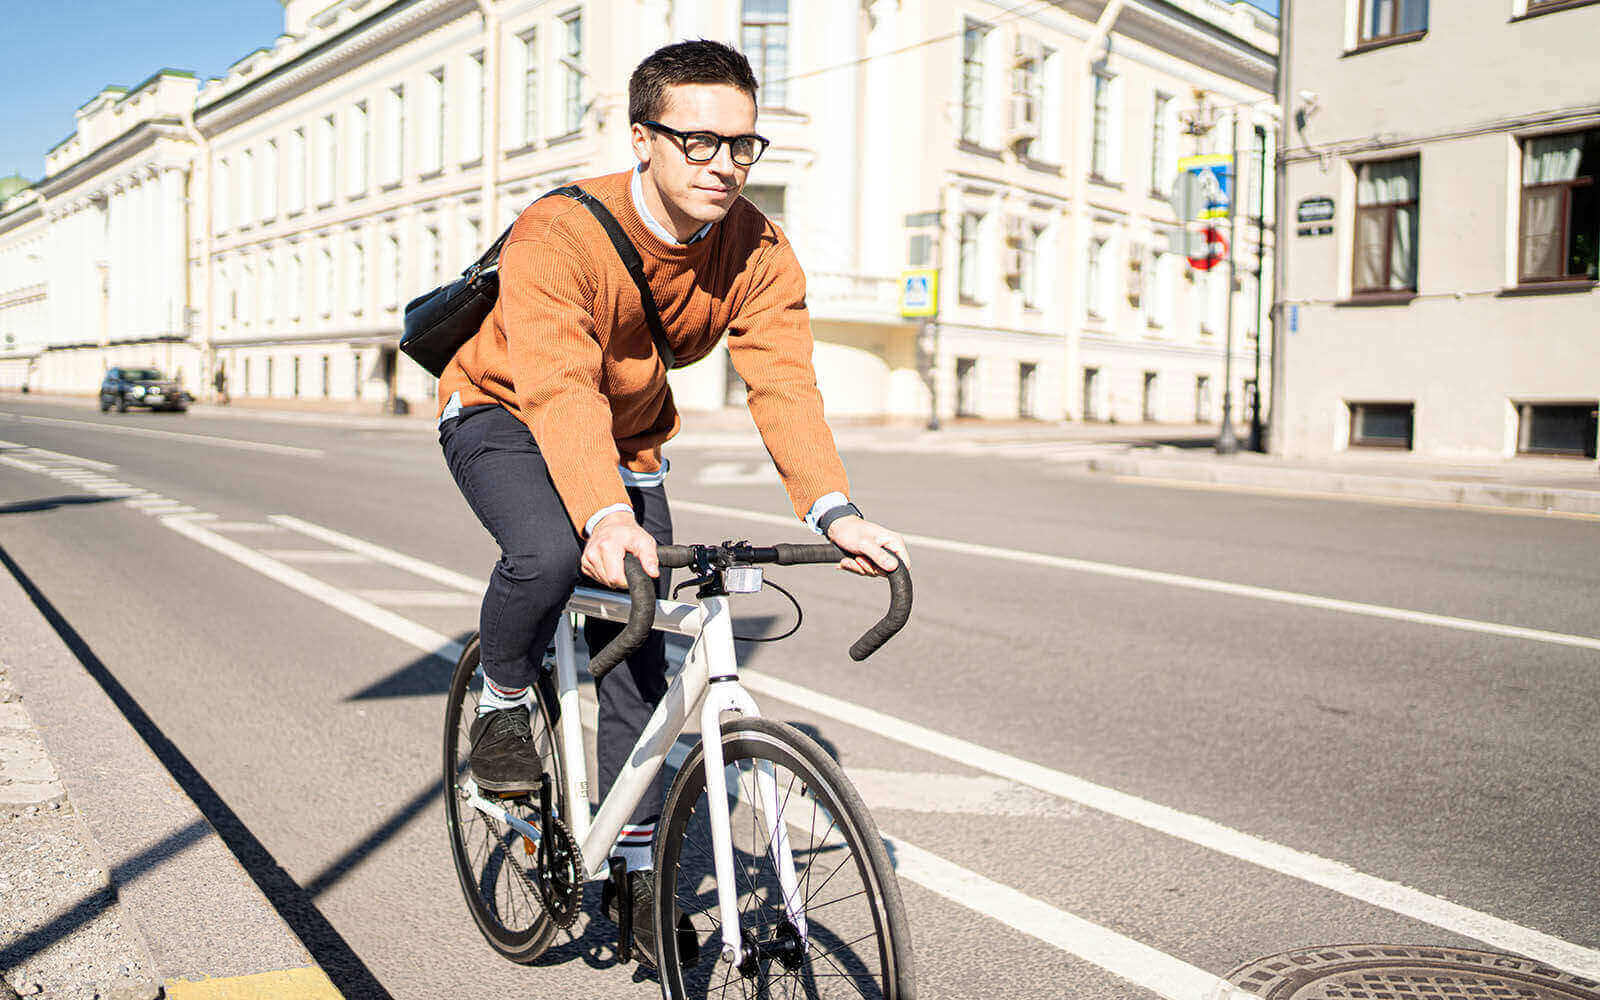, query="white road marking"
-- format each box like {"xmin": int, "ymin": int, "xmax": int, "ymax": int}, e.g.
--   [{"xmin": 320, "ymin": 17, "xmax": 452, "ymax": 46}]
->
[
  {"xmin": 671, "ymin": 499, "xmax": 1600, "ymax": 653},
  {"xmin": 0, "ymin": 440, "xmax": 118, "ymax": 470},
  {"xmin": 268, "ymin": 515, "xmax": 483, "ymax": 592},
  {"xmin": 737, "ymin": 669, "xmax": 1600, "ymax": 979},
  {"xmin": 846, "ymin": 769, "xmax": 1080, "ymax": 818},
  {"xmin": 257, "ymin": 549, "xmax": 370, "ymax": 565},
  {"xmin": 161, "ymin": 516, "xmax": 463, "ymax": 665},
  {"xmin": 0, "ymin": 410, "xmax": 325, "ymax": 458},
  {"xmin": 351, "ymin": 589, "xmax": 480, "ymax": 608},
  {"xmin": 0, "ymin": 455, "xmax": 47, "ymax": 473},
  {"xmin": 208, "ymin": 521, "xmax": 285, "ymax": 533}
]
